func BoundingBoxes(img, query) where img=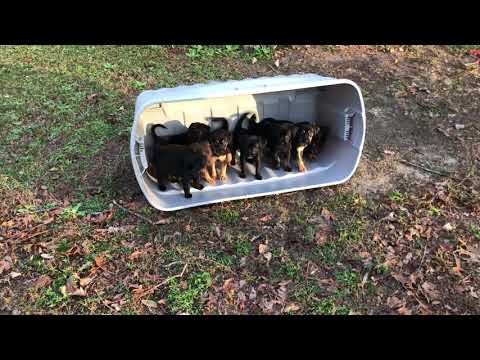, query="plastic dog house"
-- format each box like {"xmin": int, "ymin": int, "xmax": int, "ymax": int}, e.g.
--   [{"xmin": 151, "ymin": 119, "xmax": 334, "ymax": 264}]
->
[{"xmin": 130, "ymin": 74, "xmax": 366, "ymax": 211}]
